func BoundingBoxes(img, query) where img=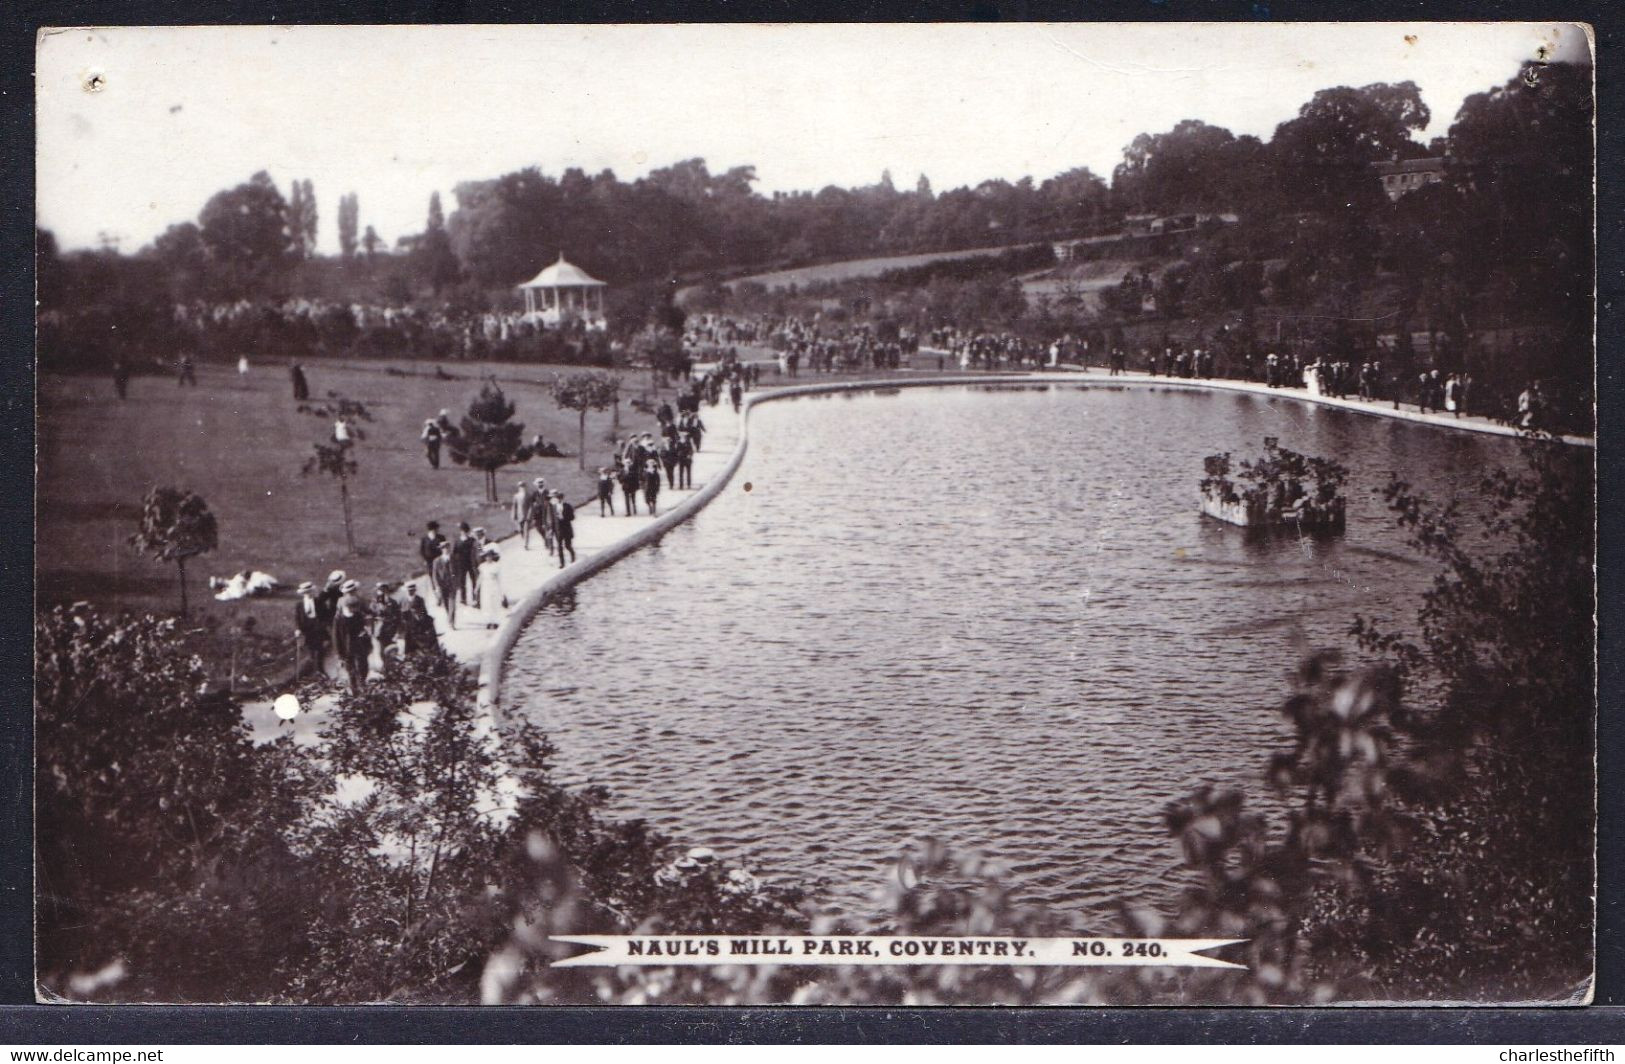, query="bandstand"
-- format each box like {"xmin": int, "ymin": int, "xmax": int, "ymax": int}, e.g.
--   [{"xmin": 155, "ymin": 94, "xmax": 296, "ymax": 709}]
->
[{"xmin": 517, "ymin": 254, "xmax": 608, "ymax": 329}]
